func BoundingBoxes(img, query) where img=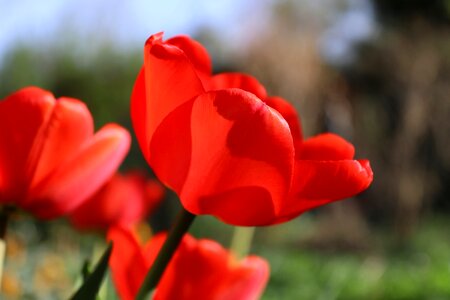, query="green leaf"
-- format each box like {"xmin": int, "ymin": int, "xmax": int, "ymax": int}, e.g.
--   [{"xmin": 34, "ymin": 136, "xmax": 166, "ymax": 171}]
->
[
  {"xmin": 81, "ymin": 259, "xmax": 92, "ymax": 282},
  {"xmin": 69, "ymin": 242, "xmax": 113, "ymax": 300}
]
